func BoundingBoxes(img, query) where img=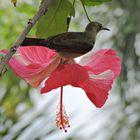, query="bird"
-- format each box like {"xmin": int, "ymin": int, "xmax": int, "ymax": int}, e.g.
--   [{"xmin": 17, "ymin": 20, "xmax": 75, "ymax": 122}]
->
[{"xmin": 21, "ymin": 21, "xmax": 110, "ymax": 61}]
